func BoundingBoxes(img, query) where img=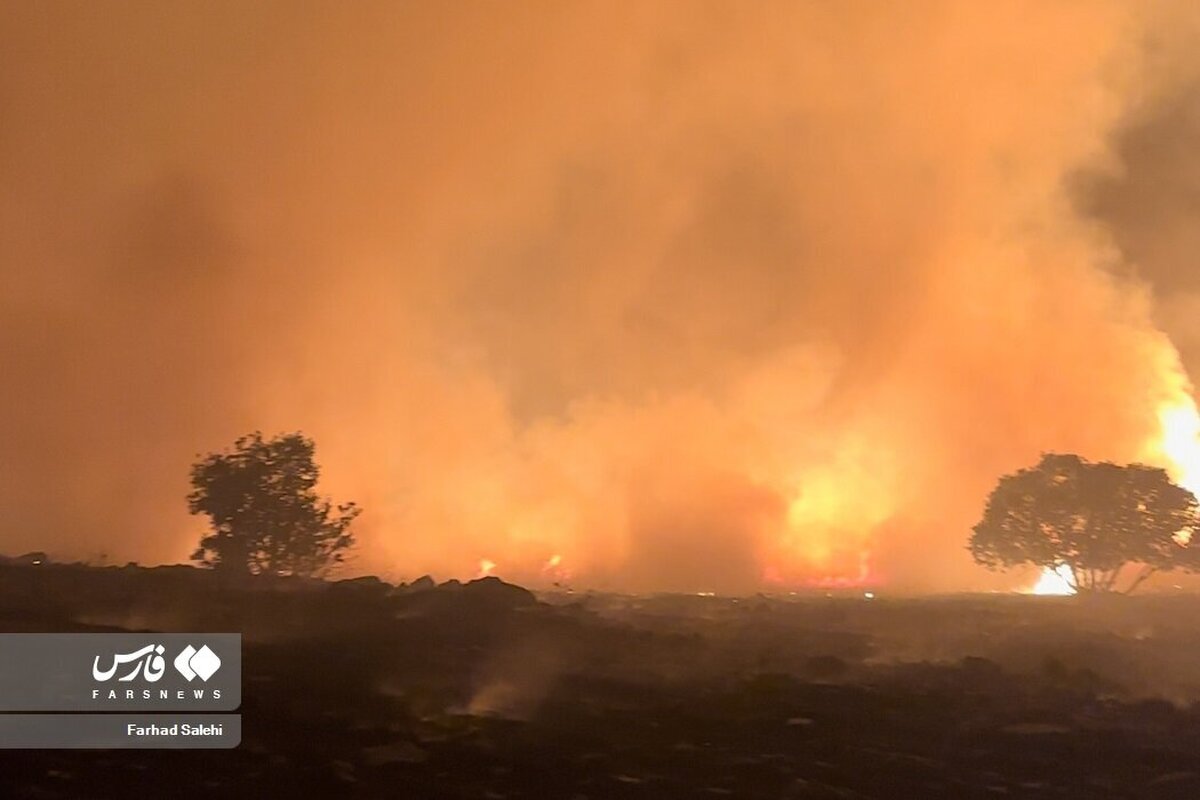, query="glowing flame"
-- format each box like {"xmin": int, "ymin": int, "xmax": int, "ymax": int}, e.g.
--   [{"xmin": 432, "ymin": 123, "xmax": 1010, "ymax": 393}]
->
[
  {"xmin": 808, "ymin": 549, "xmax": 873, "ymax": 588},
  {"xmin": 762, "ymin": 549, "xmax": 873, "ymax": 589},
  {"xmin": 774, "ymin": 456, "xmax": 889, "ymax": 587},
  {"xmin": 1154, "ymin": 398, "xmax": 1200, "ymax": 498},
  {"xmin": 1147, "ymin": 395, "xmax": 1200, "ymax": 552},
  {"xmin": 1030, "ymin": 564, "xmax": 1075, "ymax": 596},
  {"xmin": 540, "ymin": 553, "xmax": 571, "ymax": 584}
]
